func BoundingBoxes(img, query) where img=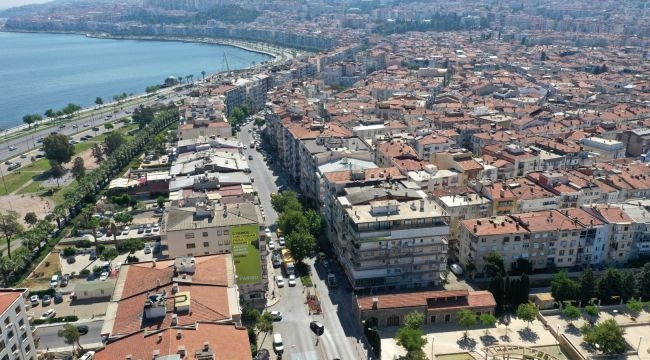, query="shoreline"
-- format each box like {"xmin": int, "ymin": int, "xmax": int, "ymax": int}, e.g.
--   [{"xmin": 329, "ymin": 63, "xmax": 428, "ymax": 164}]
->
[{"xmin": 0, "ymin": 30, "xmax": 298, "ymax": 138}]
